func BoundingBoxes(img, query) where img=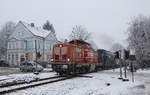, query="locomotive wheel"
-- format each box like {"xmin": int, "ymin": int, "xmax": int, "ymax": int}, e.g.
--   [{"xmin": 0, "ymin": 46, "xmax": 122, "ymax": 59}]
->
[
  {"xmin": 85, "ymin": 66, "xmax": 90, "ymax": 73},
  {"xmin": 80, "ymin": 67, "xmax": 87, "ymax": 74}
]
